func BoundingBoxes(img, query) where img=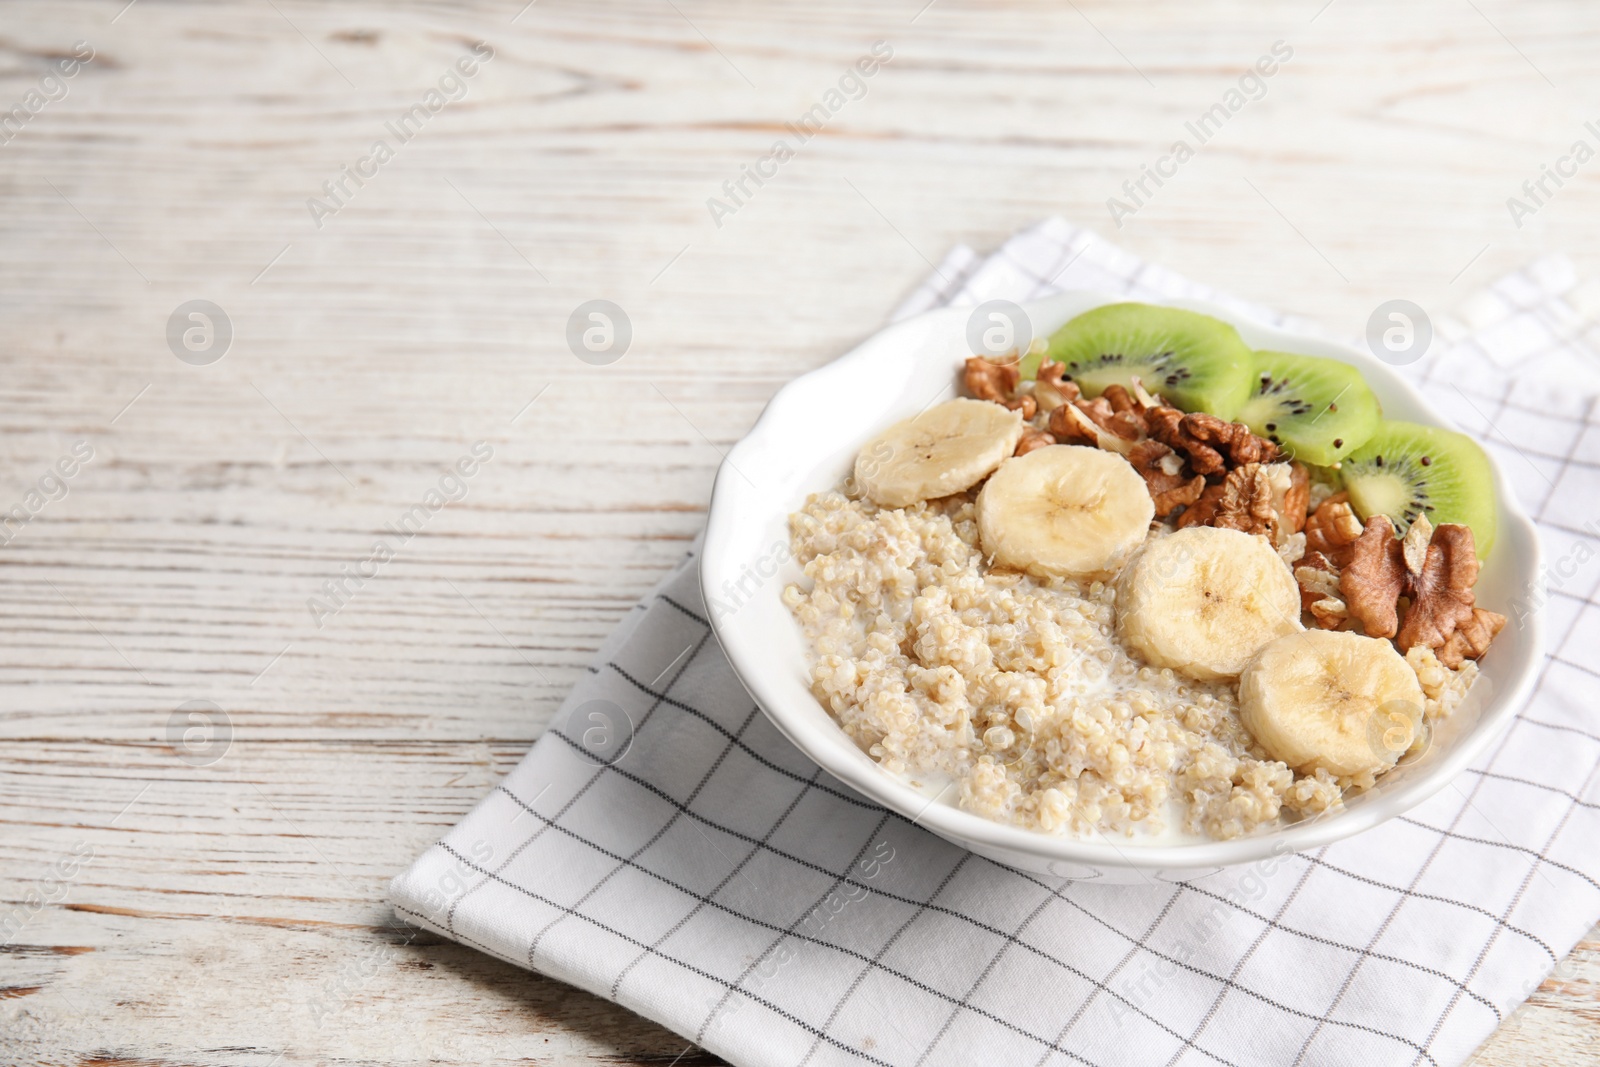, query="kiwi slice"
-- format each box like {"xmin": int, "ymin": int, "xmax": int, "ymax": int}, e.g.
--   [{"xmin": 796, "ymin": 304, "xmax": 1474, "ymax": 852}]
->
[
  {"xmin": 1236, "ymin": 350, "xmax": 1381, "ymax": 466},
  {"xmin": 1341, "ymin": 420, "xmax": 1498, "ymax": 557},
  {"xmin": 1029, "ymin": 303, "xmax": 1254, "ymax": 418}
]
